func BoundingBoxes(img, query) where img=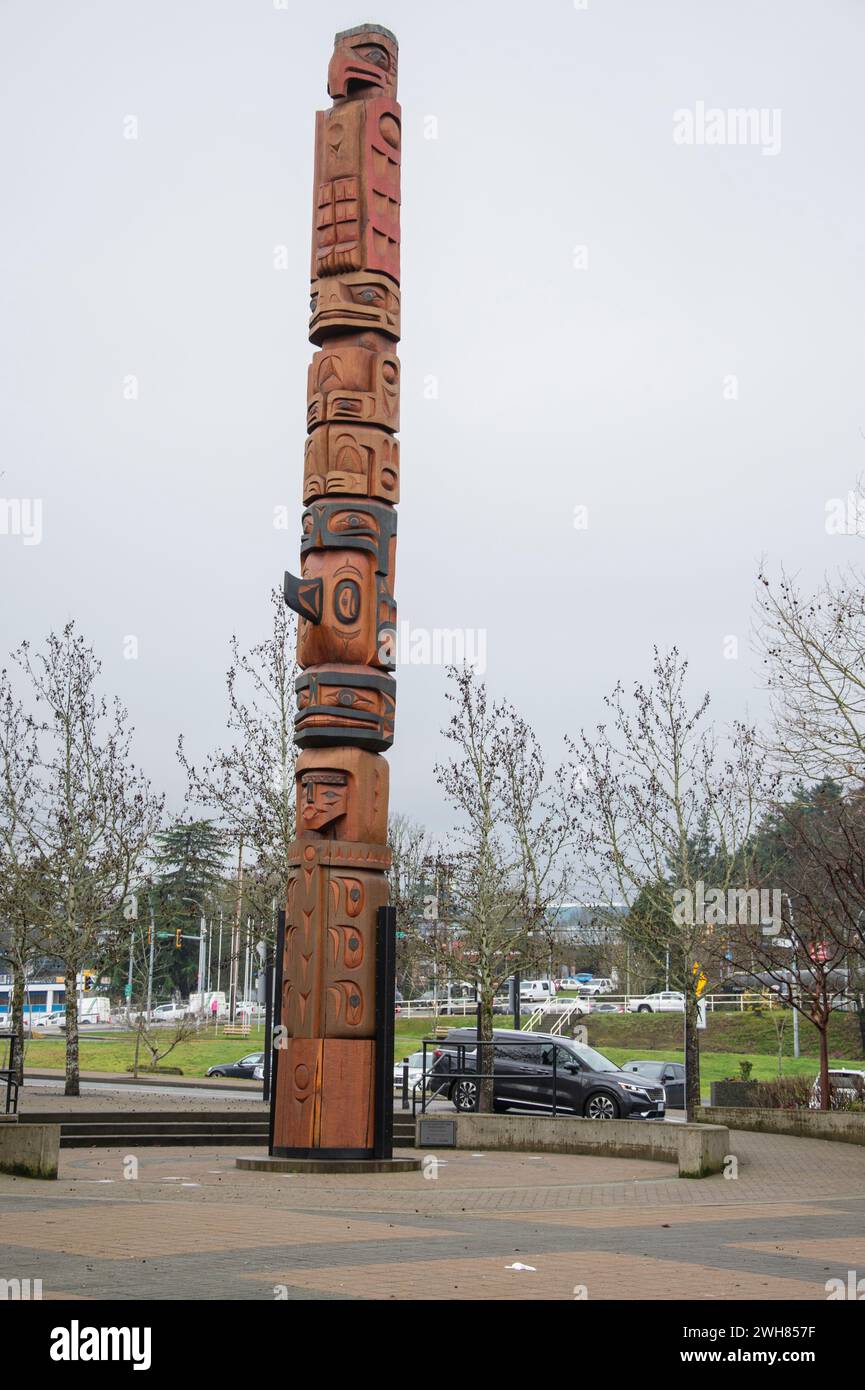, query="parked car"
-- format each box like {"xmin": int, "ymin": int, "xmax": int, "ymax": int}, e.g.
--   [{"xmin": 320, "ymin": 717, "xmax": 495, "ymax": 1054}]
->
[
  {"xmin": 810, "ymin": 1069, "xmax": 865, "ymax": 1109},
  {"xmin": 589, "ymin": 1000, "xmax": 625, "ymax": 1014},
  {"xmin": 33, "ymin": 1011, "xmax": 66, "ymax": 1029},
  {"xmin": 206, "ymin": 1051, "xmax": 265, "ymax": 1079},
  {"xmin": 429, "ymin": 1028, "xmax": 666, "ymax": 1119},
  {"xmin": 149, "ymin": 1001, "xmax": 192, "ymax": 1024},
  {"xmin": 519, "ymin": 979, "xmax": 557, "ymax": 1004},
  {"xmin": 235, "ymin": 1001, "xmax": 265, "ymax": 1019},
  {"xmin": 622, "ymin": 1058, "xmax": 685, "ymax": 1108},
  {"xmin": 627, "ymin": 991, "xmax": 685, "ymax": 1014},
  {"xmin": 393, "ymin": 1050, "xmax": 426, "ymax": 1094}
]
